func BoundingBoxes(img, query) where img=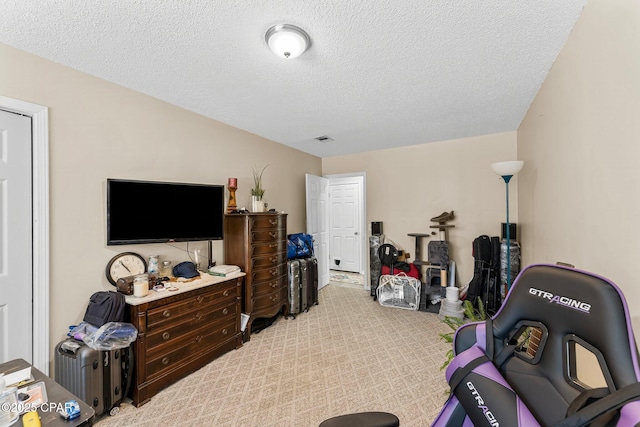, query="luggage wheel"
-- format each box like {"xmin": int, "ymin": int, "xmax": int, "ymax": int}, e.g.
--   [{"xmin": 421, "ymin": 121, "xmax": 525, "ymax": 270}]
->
[{"xmin": 109, "ymin": 406, "xmax": 120, "ymax": 416}]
